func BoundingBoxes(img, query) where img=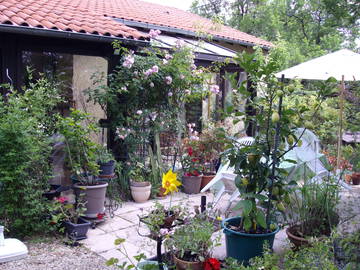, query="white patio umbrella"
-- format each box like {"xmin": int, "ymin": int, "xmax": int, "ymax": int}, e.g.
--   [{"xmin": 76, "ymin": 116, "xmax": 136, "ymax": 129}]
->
[{"xmin": 276, "ymin": 49, "xmax": 360, "ymax": 172}]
